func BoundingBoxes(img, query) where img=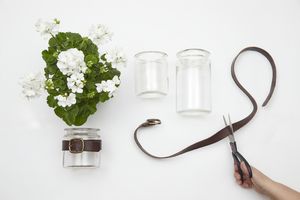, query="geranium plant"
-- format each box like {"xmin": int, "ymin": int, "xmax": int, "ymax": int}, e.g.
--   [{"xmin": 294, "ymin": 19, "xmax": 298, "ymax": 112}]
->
[{"xmin": 21, "ymin": 19, "xmax": 126, "ymax": 126}]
